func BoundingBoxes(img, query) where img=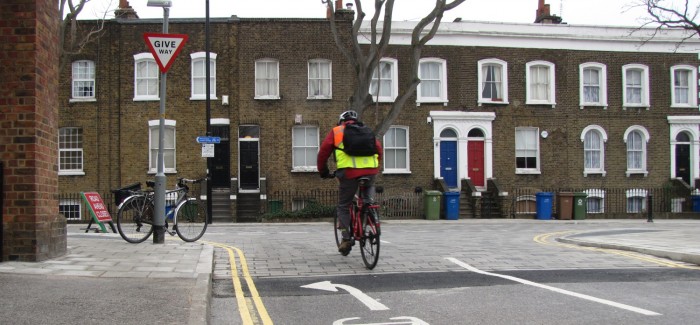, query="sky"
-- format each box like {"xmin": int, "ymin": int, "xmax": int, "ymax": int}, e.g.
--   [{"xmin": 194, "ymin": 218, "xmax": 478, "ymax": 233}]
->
[{"xmin": 80, "ymin": 0, "xmax": 654, "ymax": 27}]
